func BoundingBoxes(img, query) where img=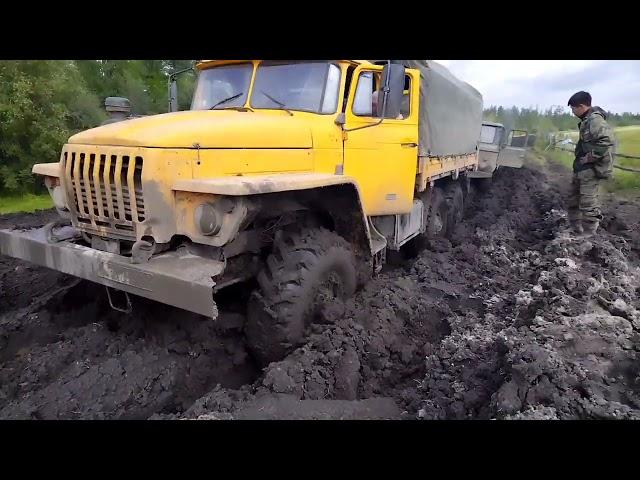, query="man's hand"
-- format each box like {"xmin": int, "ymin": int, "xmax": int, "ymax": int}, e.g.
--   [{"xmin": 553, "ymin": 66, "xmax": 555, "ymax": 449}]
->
[{"xmin": 579, "ymin": 152, "xmax": 595, "ymax": 165}]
